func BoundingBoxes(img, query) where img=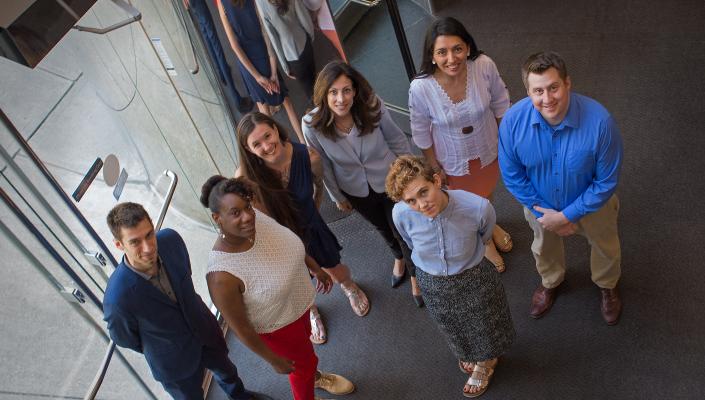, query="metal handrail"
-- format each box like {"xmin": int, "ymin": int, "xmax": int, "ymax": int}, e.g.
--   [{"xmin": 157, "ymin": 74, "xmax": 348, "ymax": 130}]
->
[
  {"xmin": 0, "ymin": 189, "xmax": 157, "ymax": 400},
  {"xmin": 384, "ymin": 101, "xmax": 410, "ymax": 117},
  {"xmin": 0, "ymin": 144, "xmax": 110, "ymax": 281},
  {"xmin": 171, "ymin": 0, "xmax": 199, "ymax": 74},
  {"xmin": 74, "ymin": 0, "xmax": 142, "ymax": 34},
  {"xmin": 1, "ymin": 109, "xmax": 119, "ymax": 268},
  {"xmin": 155, "ymin": 170, "xmax": 178, "ymax": 230},
  {"xmin": 84, "ymin": 170, "xmax": 178, "ymax": 400},
  {"xmin": 350, "ymin": 0, "xmax": 382, "ymax": 6},
  {"xmin": 0, "ymin": 188, "xmax": 103, "ymax": 310}
]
